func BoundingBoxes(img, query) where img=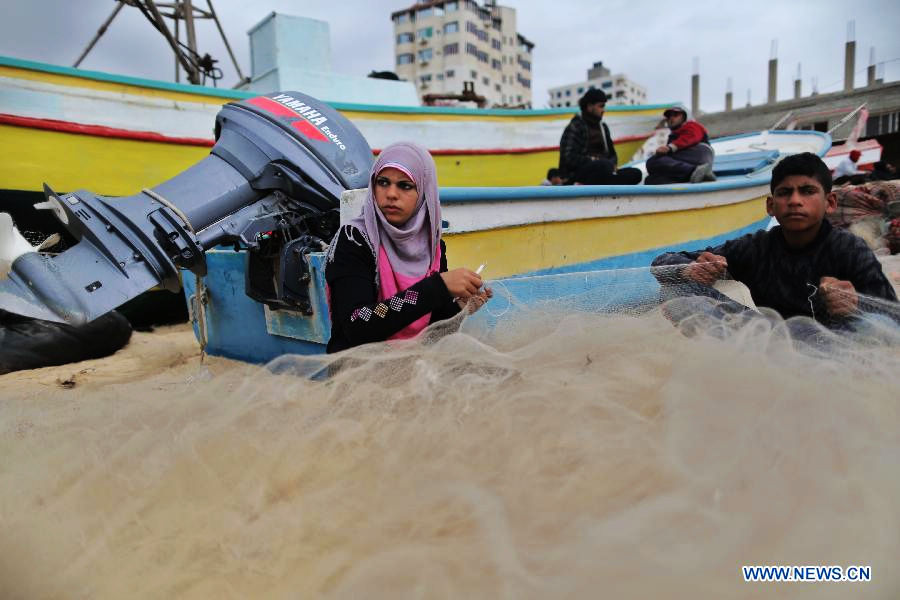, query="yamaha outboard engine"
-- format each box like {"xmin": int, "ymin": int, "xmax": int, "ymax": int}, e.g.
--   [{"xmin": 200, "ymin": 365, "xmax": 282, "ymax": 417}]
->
[{"xmin": 0, "ymin": 91, "xmax": 373, "ymax": 324}]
